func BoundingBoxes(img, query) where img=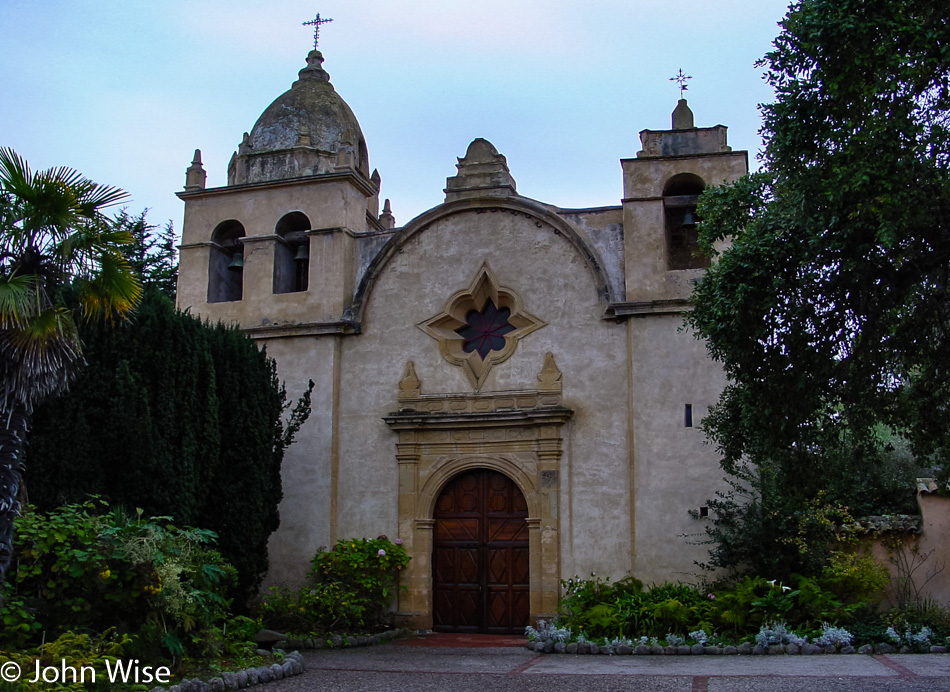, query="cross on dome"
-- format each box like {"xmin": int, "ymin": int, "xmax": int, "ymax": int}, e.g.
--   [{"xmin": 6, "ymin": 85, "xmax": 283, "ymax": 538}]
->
[{"xmin": 302, "ymin": 12, "xmax": 333, "ymax": 50}]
